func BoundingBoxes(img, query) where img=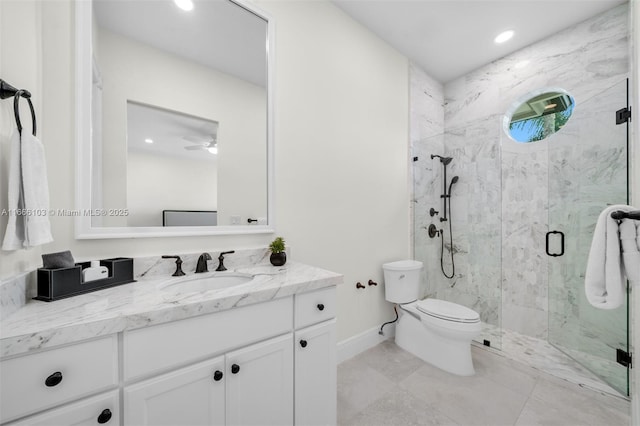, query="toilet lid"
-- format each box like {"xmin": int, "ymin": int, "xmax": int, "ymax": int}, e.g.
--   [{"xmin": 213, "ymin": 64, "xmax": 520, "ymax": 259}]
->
[{"xmin": 416, "ymin": 299, "xmax": 480, "ymax": 323}]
